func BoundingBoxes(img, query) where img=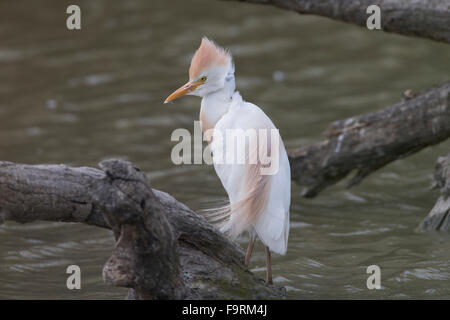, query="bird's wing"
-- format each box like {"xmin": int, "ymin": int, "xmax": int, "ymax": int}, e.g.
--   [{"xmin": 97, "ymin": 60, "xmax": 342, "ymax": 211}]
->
[{"xmin": 209, "ymin": 99, "xmax": 291, "ymax": 254}]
